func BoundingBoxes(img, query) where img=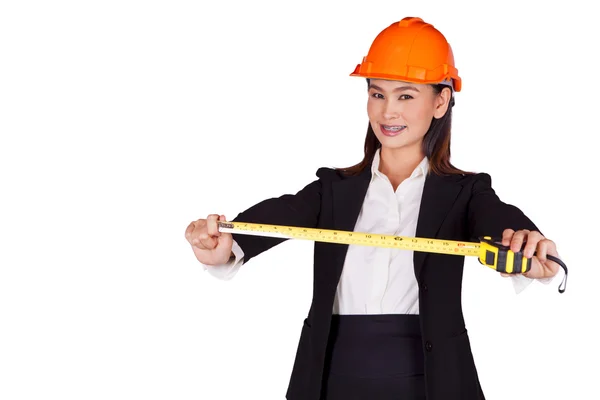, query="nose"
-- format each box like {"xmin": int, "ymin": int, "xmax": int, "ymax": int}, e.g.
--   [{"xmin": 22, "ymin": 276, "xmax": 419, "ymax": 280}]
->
[{"xmin": 382, "ymin": 100, "xmax": 400, "ymax": 120}]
